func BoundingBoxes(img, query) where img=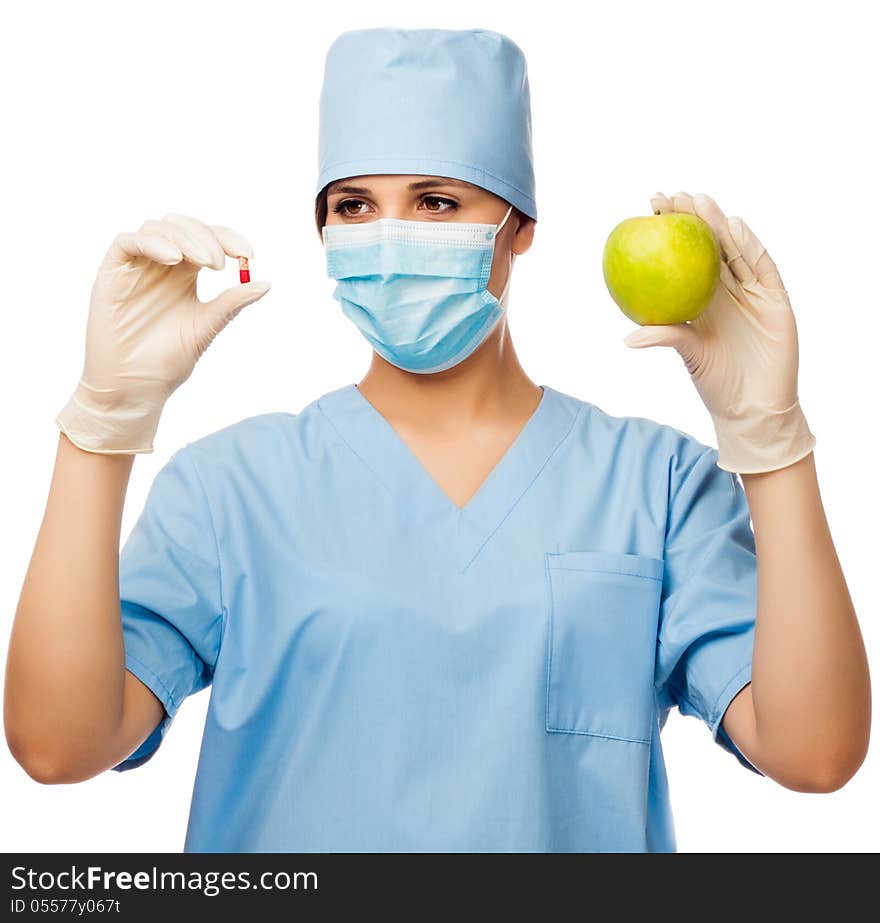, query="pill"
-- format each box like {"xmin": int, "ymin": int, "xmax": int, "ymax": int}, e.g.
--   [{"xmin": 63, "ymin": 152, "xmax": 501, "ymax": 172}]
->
[{"xmin": 239, "ymin": 256, "xmax": 250, "ymax": 284}]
